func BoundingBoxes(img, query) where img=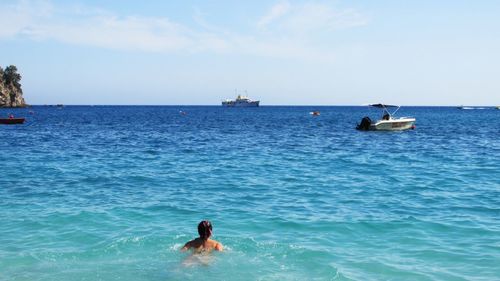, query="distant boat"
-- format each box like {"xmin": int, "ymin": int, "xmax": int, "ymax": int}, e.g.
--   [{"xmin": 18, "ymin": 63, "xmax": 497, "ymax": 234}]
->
[
  {"xmin": 310, "ymin": 111, "xmax": 320, "ymax": 116},
  {"xmin": 457, "ymin": 106, "xmax": 486, "ymax": 110},
  {"xmin": 0, "ymin": 117, "xmax": 25, "ymax": 124},
  {"xmin": 356, "ymin": 104, "xmax": 415, "ymax": 131},
  {"xmin": 222, "ymin": 90, "xmax": 259, "ymax": 107}
]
